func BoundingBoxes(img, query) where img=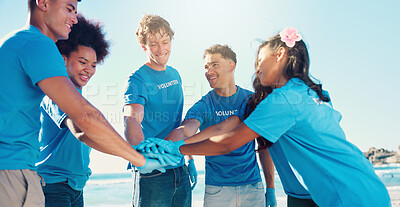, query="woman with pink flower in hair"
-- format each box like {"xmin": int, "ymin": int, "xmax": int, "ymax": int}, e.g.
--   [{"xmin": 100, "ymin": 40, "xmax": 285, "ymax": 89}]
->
[{"xmin": 140, "ymin": 27, "xmax": 391, "ymax": 206}]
